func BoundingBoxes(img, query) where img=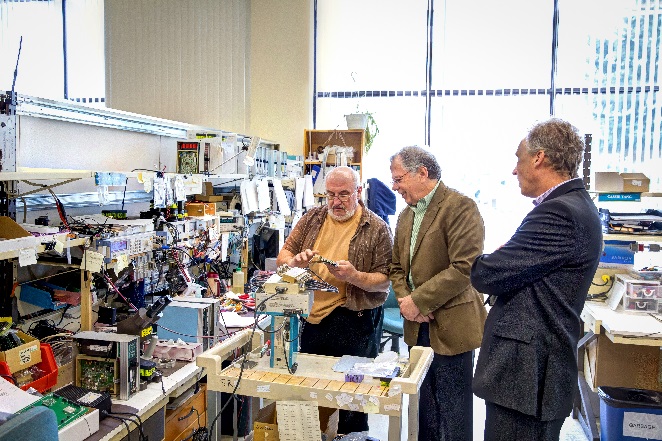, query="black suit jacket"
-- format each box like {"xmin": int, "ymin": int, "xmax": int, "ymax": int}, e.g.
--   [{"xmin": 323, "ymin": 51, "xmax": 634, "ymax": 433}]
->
[{"xmin": 471, "ymin": 179, "xmax": 602, "ymax": 421}]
